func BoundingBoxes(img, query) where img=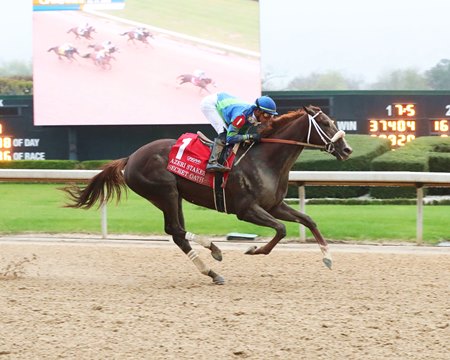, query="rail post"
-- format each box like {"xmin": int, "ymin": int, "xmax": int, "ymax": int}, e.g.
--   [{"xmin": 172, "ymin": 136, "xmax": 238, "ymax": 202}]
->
[
  {"xmin": 298, "ymin": 184, "xmax": 306, "ymax": 242},
  {"xmin": 101, "ymin": 196, "xmax": 108, "ymax": 239},
  {"xmin": 416, "ymin": 185, "xmax": 424, "ymax": 245}
]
